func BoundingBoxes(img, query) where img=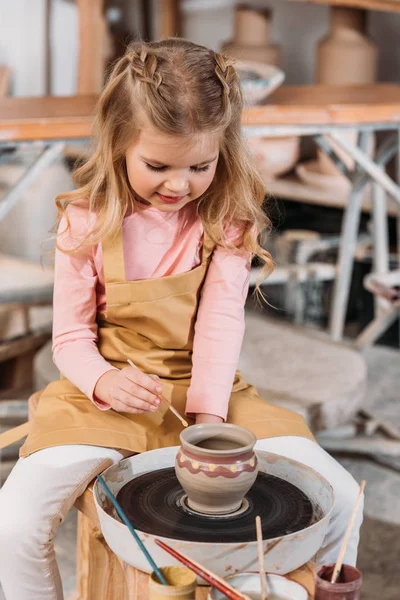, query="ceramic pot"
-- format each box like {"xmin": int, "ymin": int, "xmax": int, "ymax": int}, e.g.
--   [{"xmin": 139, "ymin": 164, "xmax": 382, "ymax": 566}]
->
[
  {"xmin": 222, "ymin": 6, "xmax": 281, "ymax": 66},
  {"xmin": 208, "ymin": 572, "xmax": 309, "ymax": 600},
  {"xmin": 316, "ymin": 7, "xmax": 377, "ymax": 85},
  {"xmin": 315, "ymin": 7, "xmax": 378, "ymax": 178},
  {"xmin": 175, "ymin": 423, "xmax": 258, "ymax": 515}
]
